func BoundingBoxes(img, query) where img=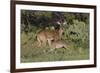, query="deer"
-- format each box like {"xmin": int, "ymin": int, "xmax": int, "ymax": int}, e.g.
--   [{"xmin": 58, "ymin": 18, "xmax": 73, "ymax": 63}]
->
[
  {"xmin": 49, "ymin": 40, "xmax": 68, "ymax": 53},
  {"xmin": 36, "ymin": 12, "xmax": 67, "ymax": 47},
  {"xmin": 36, "ymin": 27, "xmax": 64, "ymax": 47},
  {"xmin": 49, "ymin": 40, "xmax": 73, "ymax": 54}
]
